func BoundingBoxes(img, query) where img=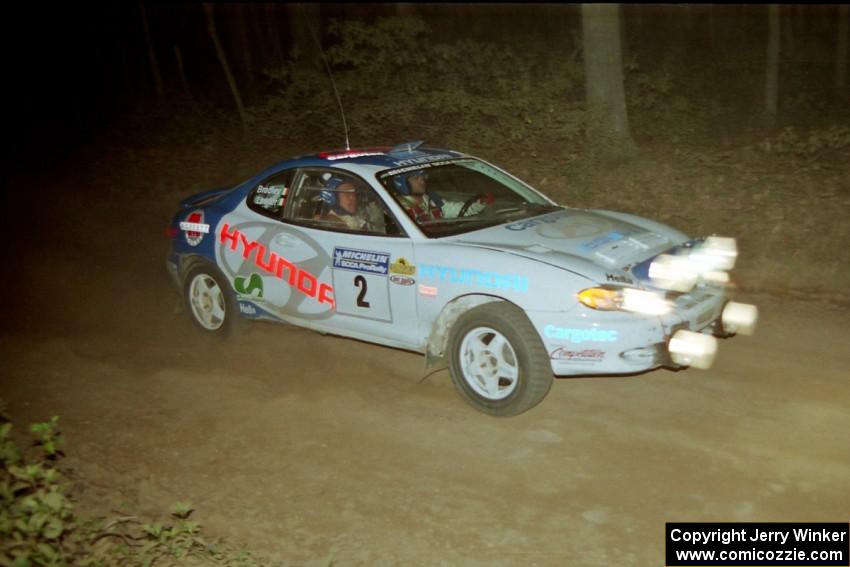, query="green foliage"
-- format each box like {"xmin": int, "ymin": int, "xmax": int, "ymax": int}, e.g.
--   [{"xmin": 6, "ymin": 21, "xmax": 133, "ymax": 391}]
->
[
  {"xmin": 0, "ymin": 406, "xmax": 269, "ymax": 567},
  {"xmin": 1, "ymin": 413, "xmax": 79, "ymax": 567}
]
